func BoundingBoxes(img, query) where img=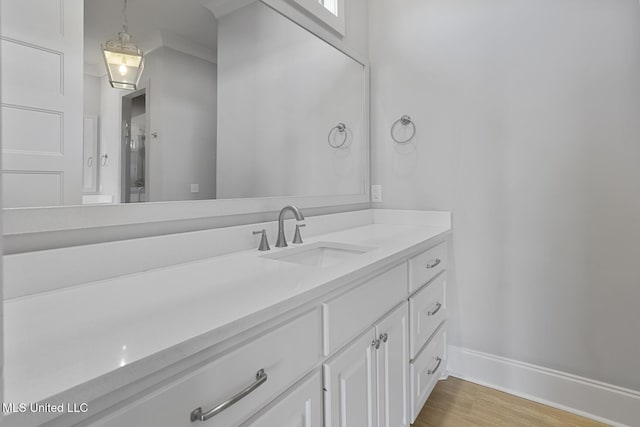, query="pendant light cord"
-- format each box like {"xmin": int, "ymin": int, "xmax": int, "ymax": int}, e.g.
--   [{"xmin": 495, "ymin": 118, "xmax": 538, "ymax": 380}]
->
[{"xmin": 122, "ymin": 0, "xmax": 129, "ymax": 34}]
